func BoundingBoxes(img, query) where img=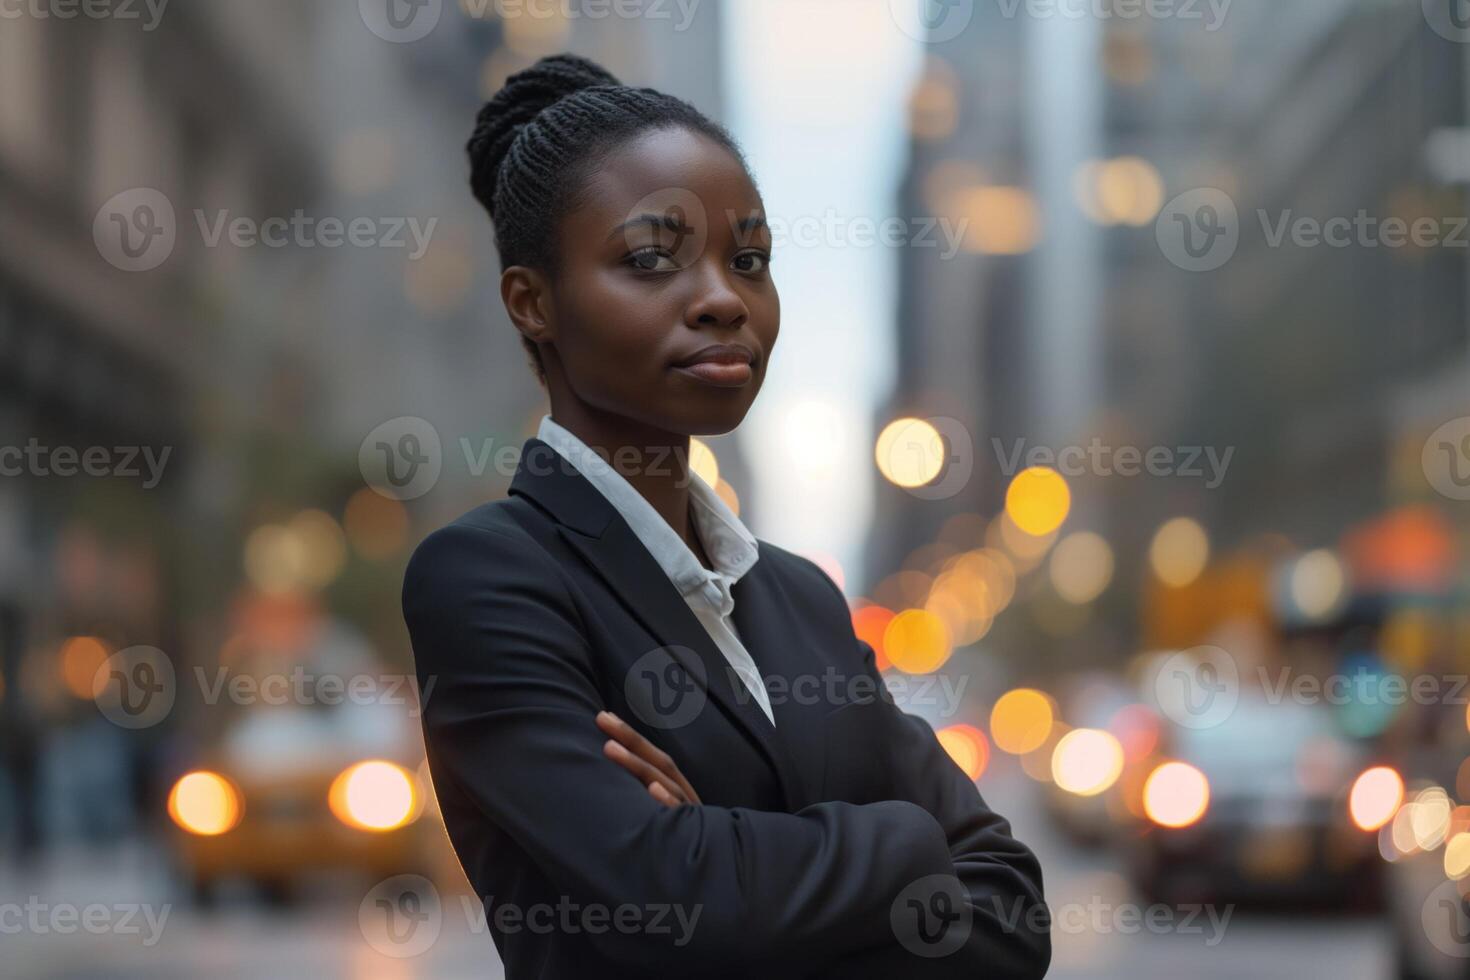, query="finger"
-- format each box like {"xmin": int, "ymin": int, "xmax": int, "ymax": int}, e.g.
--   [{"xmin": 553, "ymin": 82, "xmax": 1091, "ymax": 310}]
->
[
  {"xmin": 599, "ymin": 713, "xmax": 699, "ymax": 804},
  {"xmin": 597, "ymin": 712, "xmax": 678, "ymax": 775},
  {"xmin": 604, "ymin": 740, "xmax": 683, "ymax": 799},
  {"xmin": 648, "ymin": 781, "xmax": 682, "ymax": 808}
]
